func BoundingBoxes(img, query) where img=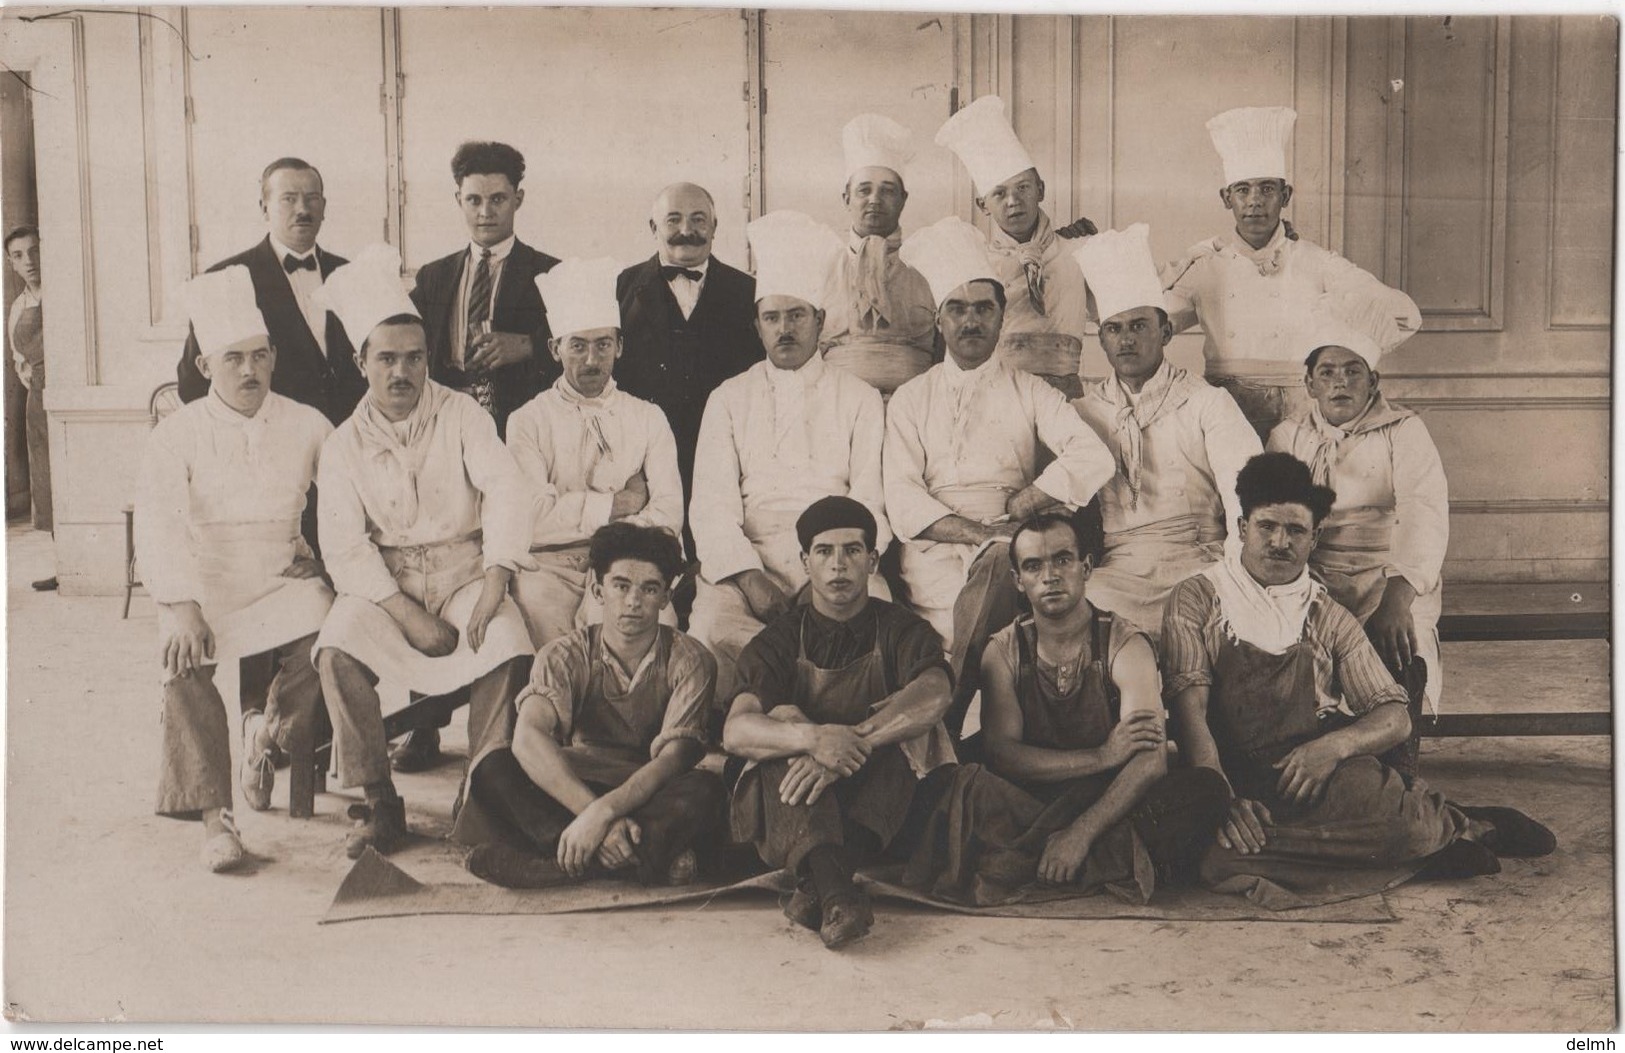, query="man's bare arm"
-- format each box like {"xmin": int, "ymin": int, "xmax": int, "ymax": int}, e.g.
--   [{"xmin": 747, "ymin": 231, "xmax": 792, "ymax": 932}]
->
[
  {"xmin": 915, "ymin": 514, "xmax": 1010, "ymax": 547},
  {"xmin": 853, "ymin": 667, "xmax": 953, "ymax": 748},
  {"xmin": 723, "ymin": 692, "xmax": 870, "ymax": 774}
]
